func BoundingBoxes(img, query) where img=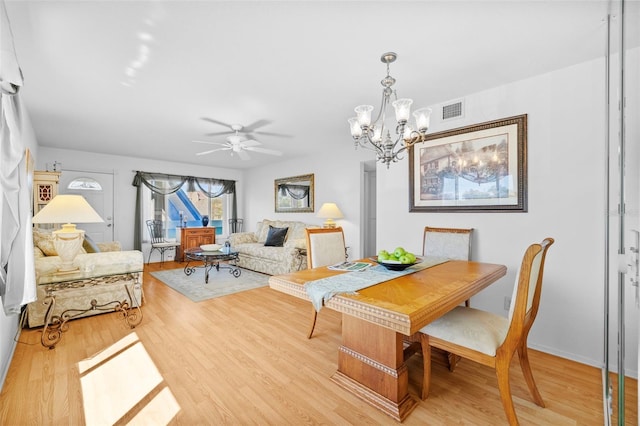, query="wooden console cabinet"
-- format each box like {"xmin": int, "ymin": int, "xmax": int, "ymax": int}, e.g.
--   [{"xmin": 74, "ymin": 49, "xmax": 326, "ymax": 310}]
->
[{"xmin": 176, "ymin": 227, "xmax": 216, "ymax": 262}]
